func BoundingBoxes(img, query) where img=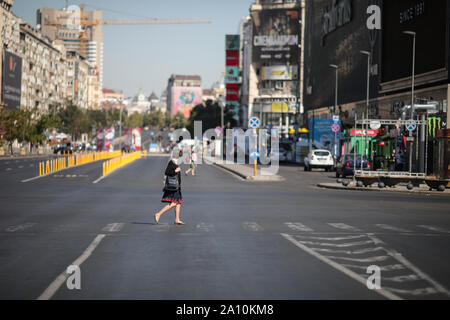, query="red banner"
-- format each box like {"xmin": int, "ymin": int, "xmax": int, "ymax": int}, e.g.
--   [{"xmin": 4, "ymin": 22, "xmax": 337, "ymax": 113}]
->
[{"xmin": 350, "ymin": 129, "xmax": 379, "ymax": 137}]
